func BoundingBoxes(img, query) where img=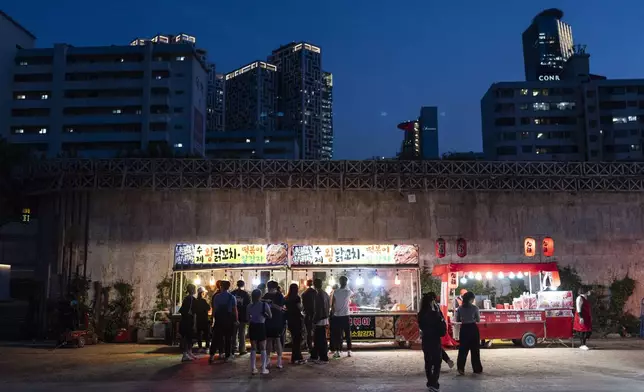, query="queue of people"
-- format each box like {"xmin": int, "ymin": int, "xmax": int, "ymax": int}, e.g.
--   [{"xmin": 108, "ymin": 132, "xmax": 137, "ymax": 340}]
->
[{"xmin": 178, "ymin": 276, "xmax": 355, "ymax": 373}]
